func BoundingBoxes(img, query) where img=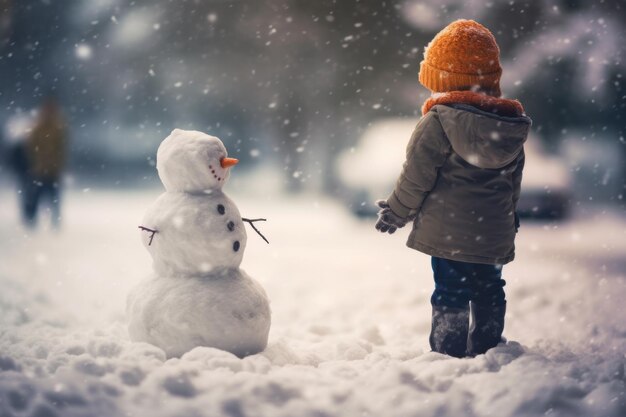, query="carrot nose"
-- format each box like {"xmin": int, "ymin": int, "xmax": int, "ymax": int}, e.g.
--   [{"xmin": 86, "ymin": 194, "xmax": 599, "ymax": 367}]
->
[{"xmin": 220, "ymin": 157, "xmax": 239, "ymax": 168}]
